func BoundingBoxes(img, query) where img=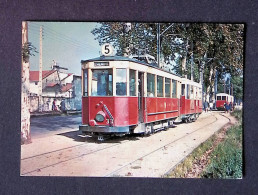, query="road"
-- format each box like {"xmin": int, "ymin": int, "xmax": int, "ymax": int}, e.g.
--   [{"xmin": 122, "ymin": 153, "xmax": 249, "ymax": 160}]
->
[
  {"xmin": 21, "ymin": 112, "xmax": 232, "ymax": 177},
  {"xmin": 30, "ymin": 114, "xmax": 81, "ymax": 139}
]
